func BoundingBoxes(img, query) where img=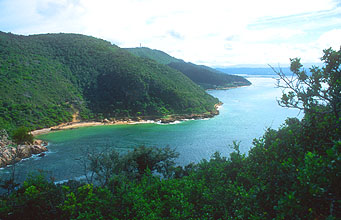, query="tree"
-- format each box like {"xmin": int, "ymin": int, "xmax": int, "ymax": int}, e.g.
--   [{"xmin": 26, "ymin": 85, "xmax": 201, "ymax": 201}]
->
[
  {"xmin": 12, "ymin": 127, "xmax": 33, "ymax": 145},
  {"xmin": 122, "ymin": 146, "xmax": 180, "ymax": 179},
  {"xmin": 85, "ymin": 146, "xmax": 180, "ymax": 185},
  {"xmin": 86, "ymin": 148, "xmax": 121, "ymax": 186},
  {"xmin": 272, "ymin": 47, "xmax": 340, "ymax": 119},
  {"xmin": 266, "ymin": 47, "xmax": 341, "ymax": 219},
  {"xmin": 272, "ymin": 47, "xmax": 340, "ymax": 152}
]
